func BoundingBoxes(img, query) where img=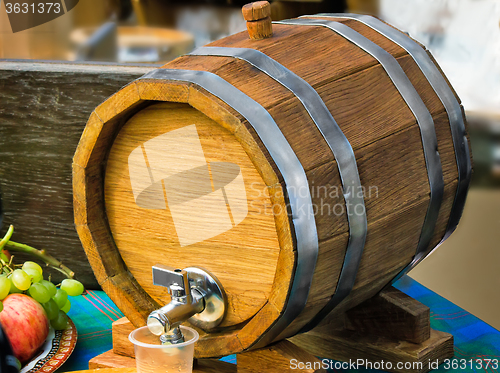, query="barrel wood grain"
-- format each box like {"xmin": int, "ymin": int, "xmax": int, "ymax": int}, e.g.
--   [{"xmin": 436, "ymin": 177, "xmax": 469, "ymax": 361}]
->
[
  {"xmin": 165, "ymin": 54, "xmax": 457, "ymax": 239},
  {"xmin": 105, "ymin": 102, "xmax": 283, "ymax": 326},
  {"xmin": 202, "ymin": 23, "xmax": 459, "ymax": 336},
  {"xmin": 163, "ymin": 22, "xmax": 460, "ymax": 337},
  {"xmin": 73, "ymin": 77, "xmax": 298, "ymax": 357},
  {"xmin": 286, "ymin": 179, "xmax": 459, "ymax": 335},
  {"xmin": 73, "ymin": 15, "xmax": 470, "ymax": 358}
]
